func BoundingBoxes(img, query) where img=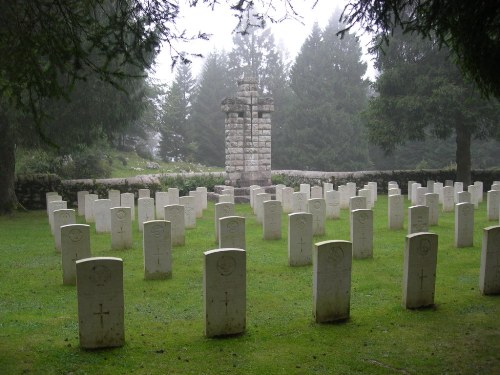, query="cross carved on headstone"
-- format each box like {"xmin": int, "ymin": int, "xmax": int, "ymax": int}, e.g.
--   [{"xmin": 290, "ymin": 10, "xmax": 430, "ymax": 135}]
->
[
  {"xmin": 94, "ymin": 303, "xmax": 110, "ymax": 328},
  {"xmin": 418, "ymin": 268, "xmax": 428, "ymax": 290}
]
